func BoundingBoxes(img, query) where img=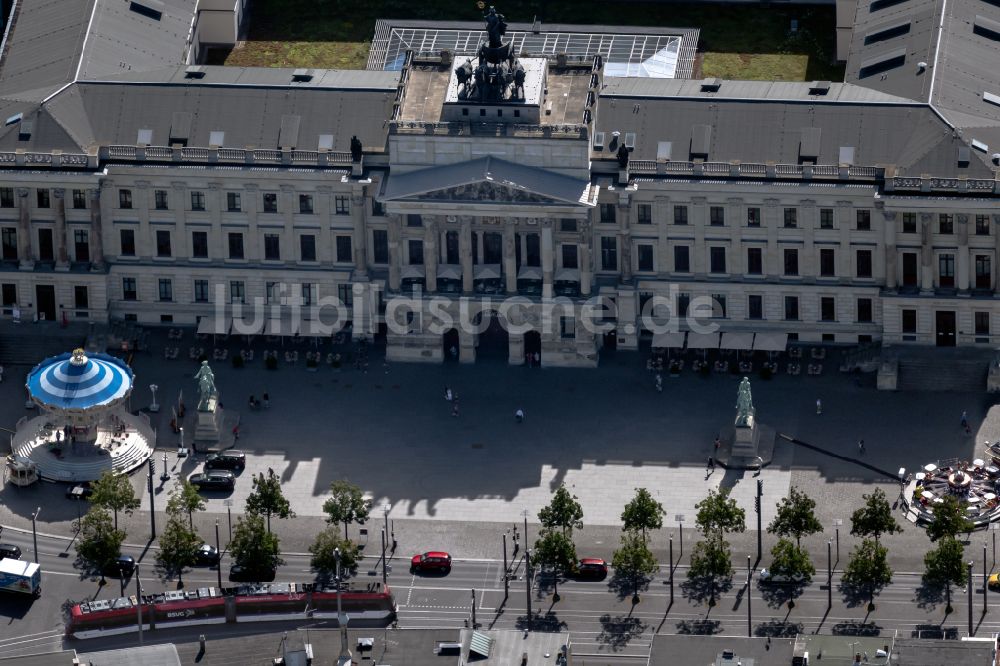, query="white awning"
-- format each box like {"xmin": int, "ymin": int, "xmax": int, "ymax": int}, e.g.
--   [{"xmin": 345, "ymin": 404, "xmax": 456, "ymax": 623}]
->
[
  {"xmin": 554, "ymin": 267, "xmax": 581, "ymax": 281},
  {"xmin": 297, "ymin": 319, "xmax": 329, "ymax": 338},
  {"xmin": 437, "ymin": 264, "xmax": 462, "ymax": 280},
  {"xmin": 720, "ymin": 332, "xmax": 755, "ymax": 351},
  {"xmin": 753, "ymin": 332, "xmax": 789, "ymax": 352},
  {"xmin": 651, "ymin": 331, "xmax": 686, "ymax": 349},
  {"xmin": 197, "ymin": 315, "xmax": 231, "ymax": 336},
  {"xmin": 264, "ymin": 316, "xmax": 299, "ymax": 337},
  {"xmin": 517, "ymin": 266, "xmax": 543, "ymax": 280},
  {"xmin": 231, "ymin": 316, "xmax": 265, "ymax": 336},
  {"xmin": 686, "ymin": 332, "xmax": 720, "ymax": 350},
  {"xmin": 401, "ymin": 265, "xmax": 425, "ymax": 279},
  {"xmin": 474, "ymin": 264, "xmax": 502, "ymax": 280}
]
